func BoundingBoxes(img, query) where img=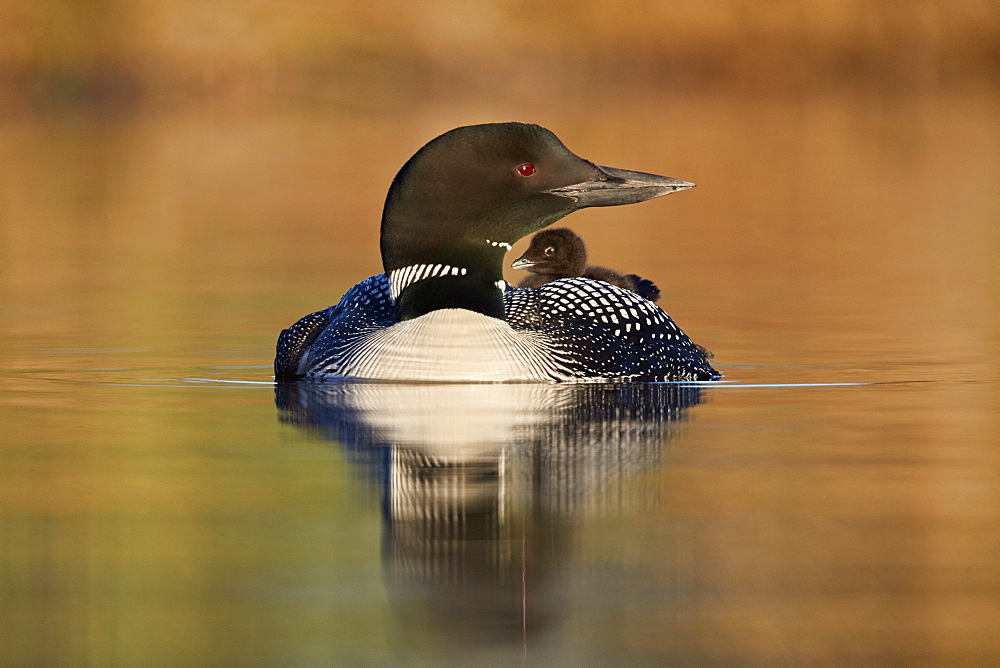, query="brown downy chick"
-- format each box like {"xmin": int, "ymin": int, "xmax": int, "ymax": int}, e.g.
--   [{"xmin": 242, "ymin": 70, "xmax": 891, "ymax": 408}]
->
[{"xmin": 512, "ymin": 228, "xmax": 661, "ymax": 302}]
